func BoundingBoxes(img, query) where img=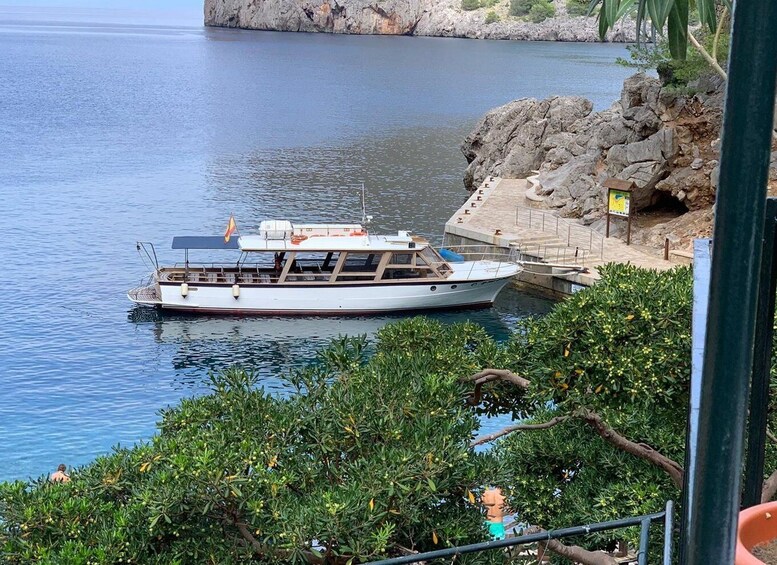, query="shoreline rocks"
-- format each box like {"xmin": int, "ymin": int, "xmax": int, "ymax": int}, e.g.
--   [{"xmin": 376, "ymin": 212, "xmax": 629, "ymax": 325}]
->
[
  {"xmin": 204, "ymin": 0, "xmax": 636, "ymax": 42},
  {"xmin": 462, "ymin": 72, "xmax": 731, "ymax": 249}
]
